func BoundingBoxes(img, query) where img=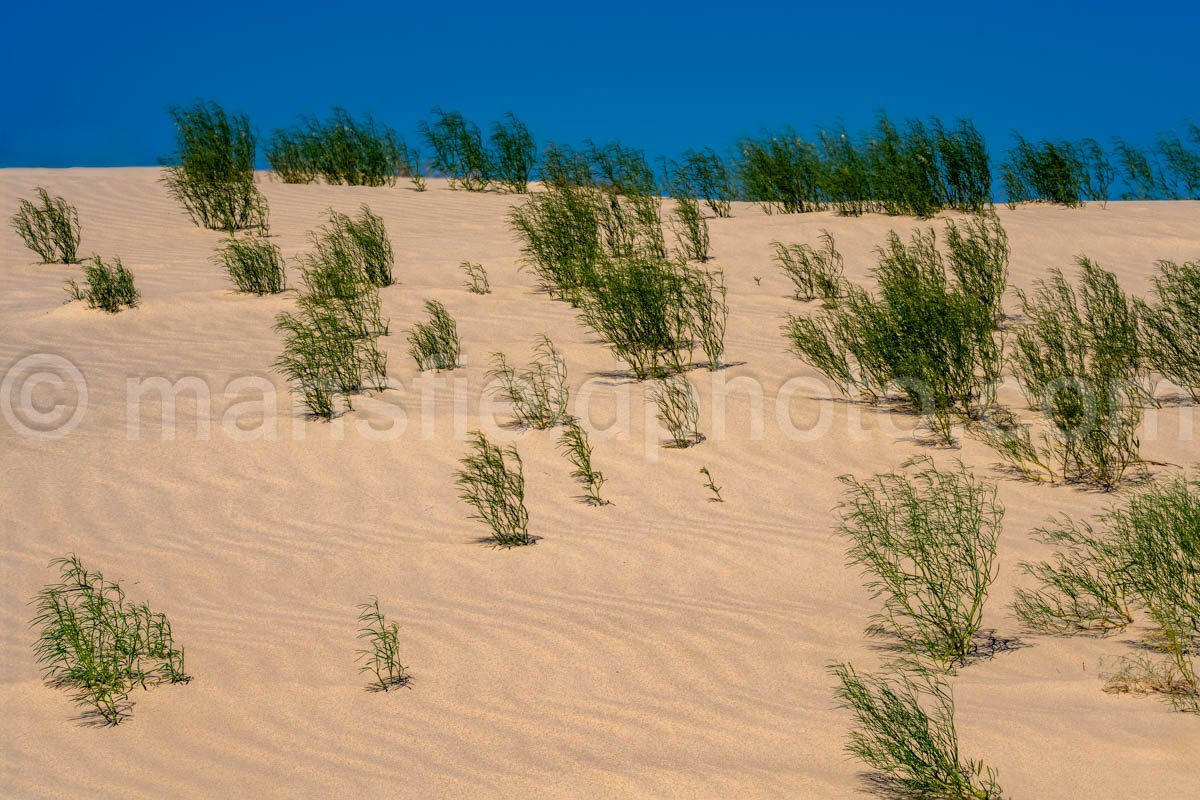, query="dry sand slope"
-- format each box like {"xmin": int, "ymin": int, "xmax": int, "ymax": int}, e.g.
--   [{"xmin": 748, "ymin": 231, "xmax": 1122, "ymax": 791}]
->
[{"xmin": 1, "ymin": 168, "xmax": 1198, "ymax": 799}]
